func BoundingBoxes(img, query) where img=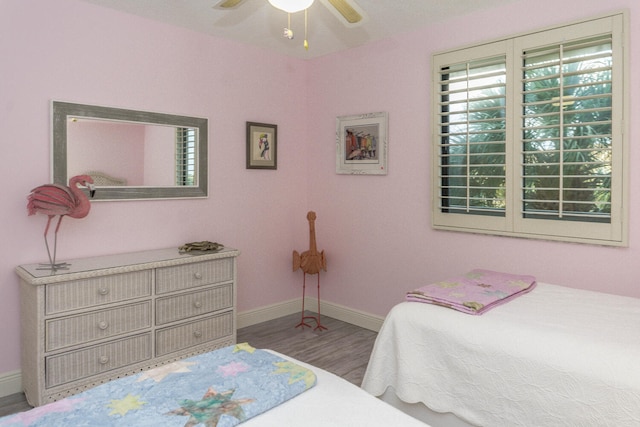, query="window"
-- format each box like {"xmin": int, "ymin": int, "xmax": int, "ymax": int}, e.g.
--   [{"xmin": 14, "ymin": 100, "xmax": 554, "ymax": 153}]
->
[
  {"xmin": 176, "ymin": 127, "xmax": 197, "ymax": 186},
  {"xmin": 432, "ymin": 13, "xmax": 628, "ymax": 246}
]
